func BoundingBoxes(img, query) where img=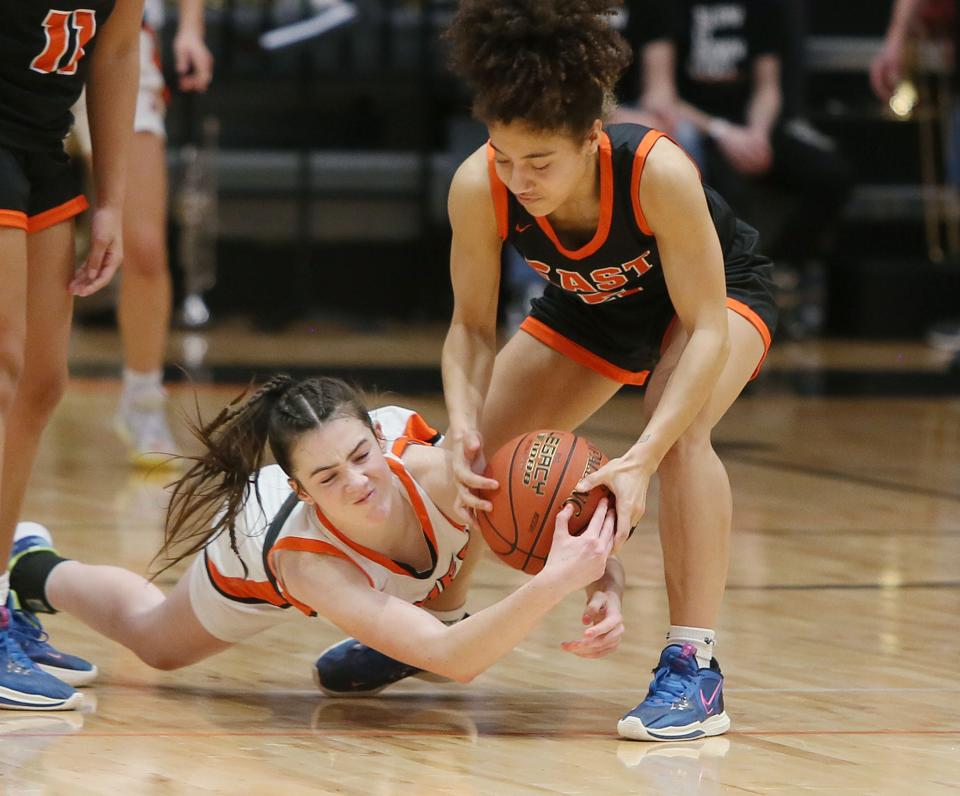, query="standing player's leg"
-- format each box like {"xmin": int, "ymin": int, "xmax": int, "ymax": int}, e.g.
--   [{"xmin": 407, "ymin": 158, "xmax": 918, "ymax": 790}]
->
[
  {"xmin": 0, "ymin": 219, "xmax": 77, "ymax": 550},
  {"xmin": 617, "ymin": 308, "xmax": 766, "ymax": 742},
  {"xmin": 114, "ymin": 130, "xmax": 177, "ymax": 466},
  {"xmin": 0, "ymin": 219, "xmax": 80, "ymax": 710}
]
